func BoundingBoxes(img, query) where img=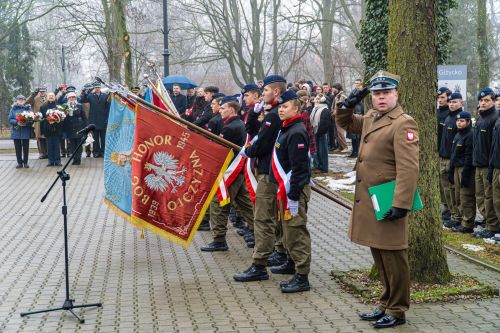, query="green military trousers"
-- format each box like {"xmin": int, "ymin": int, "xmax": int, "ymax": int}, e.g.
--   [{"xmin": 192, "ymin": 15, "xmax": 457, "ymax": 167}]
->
[
  {"xmin": 210, "ymin": 173, "xmax": 254, "ymax": 243},
  {"xmin": 252, "ymin": 175, "xmax": 279, "ymax": 266},
  {"xmin": 279, "ymin": 184, "xmax": 312, "ymax": 275},
  {"xmin": 492, "ymin": 169, "xmax": 500, "ymax": 222},
  {"xmin": 476, "ymin": 167, "xmax": 499, "ymax": 232},
  {"xmin": 440, "ymin": 158, "xmax": 459, "ymax": 221},
  {"xmin": 454, "ymin": 167, "xmax": 476, "ymax": 229}
]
